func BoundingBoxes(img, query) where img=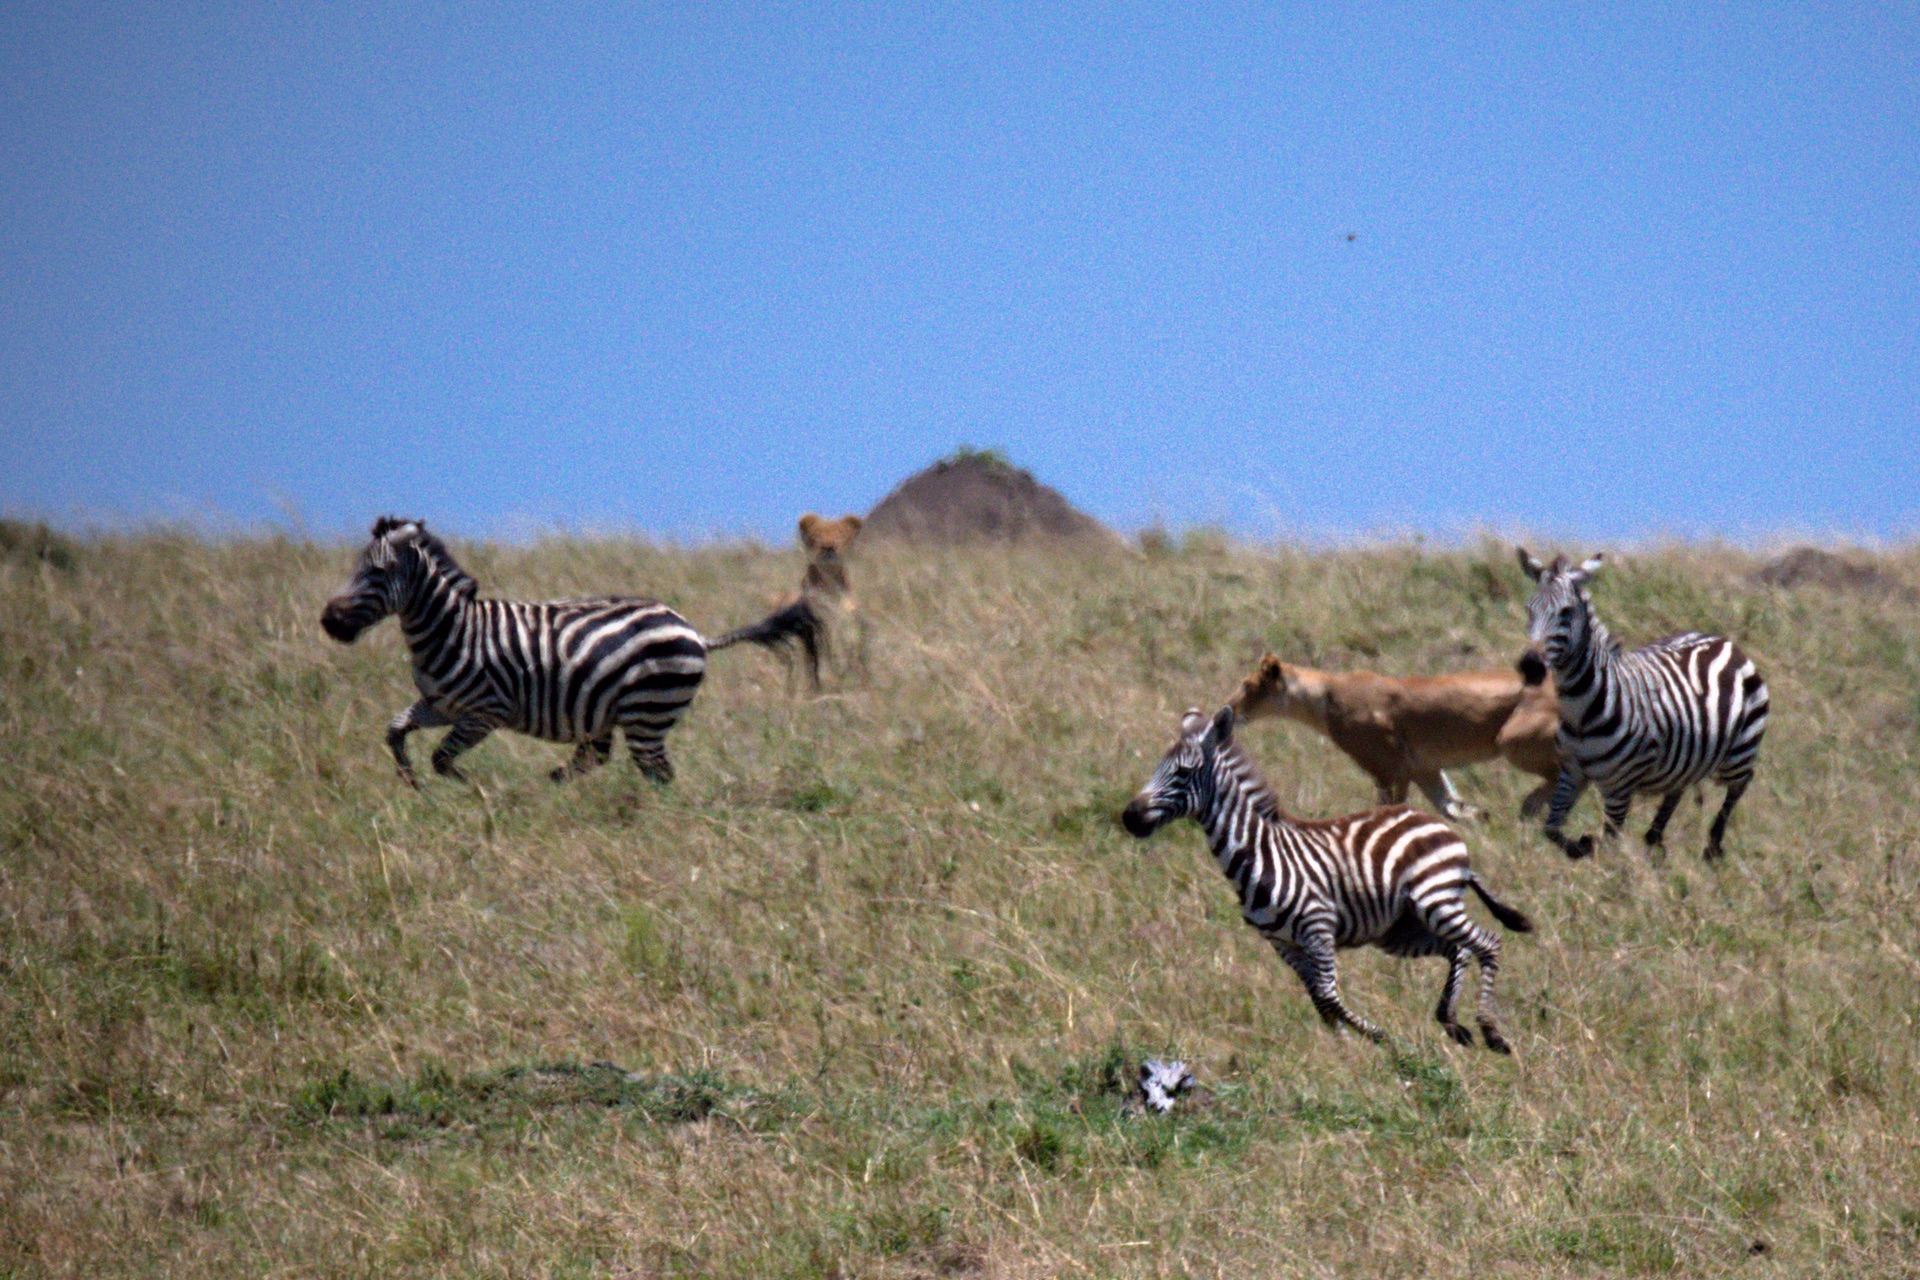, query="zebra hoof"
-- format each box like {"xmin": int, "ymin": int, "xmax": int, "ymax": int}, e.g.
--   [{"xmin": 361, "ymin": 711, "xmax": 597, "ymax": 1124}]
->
[
  {"xmin": 548, "ymin": 766, "xmax": 573, "ymax": 784},
  {"xmin": 1482, "ymin": 1026, "xmax": 1512, "ymax": 1055},
  {"xmin": 1703, "ymin": 842, "xmax": 1725, "ymax": 862},
  {"xmin": 1442, "ymin": 1022, "xmax": 1474, "ymax": 1047},
  {"xmin": 1570, "ymin": 835, "xmax": 1596, "ymax": 860}
]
